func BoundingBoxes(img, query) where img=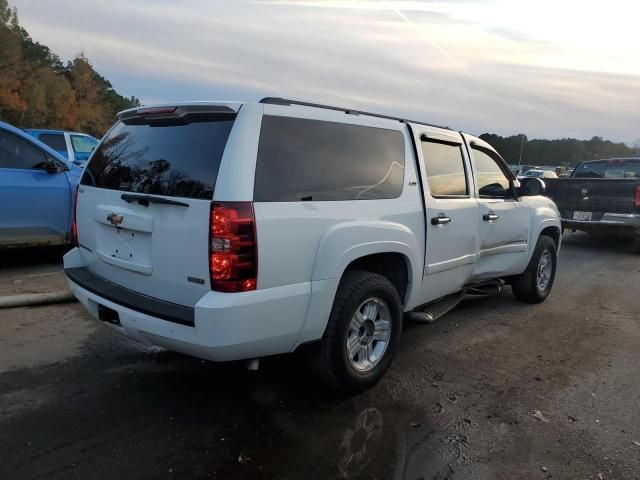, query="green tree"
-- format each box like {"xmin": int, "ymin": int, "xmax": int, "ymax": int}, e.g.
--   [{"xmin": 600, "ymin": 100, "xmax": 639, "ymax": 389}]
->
[
  {"xmin": 0, "ymin": 1, "xmax": 139, "ymax": 135},
  {"xmin": 0, "ymin": 0, "xmax": 25, "ymax": 114},
  {"xmin": 480, "ymin": 133, "xmax": 636, "ymax": 167}
]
